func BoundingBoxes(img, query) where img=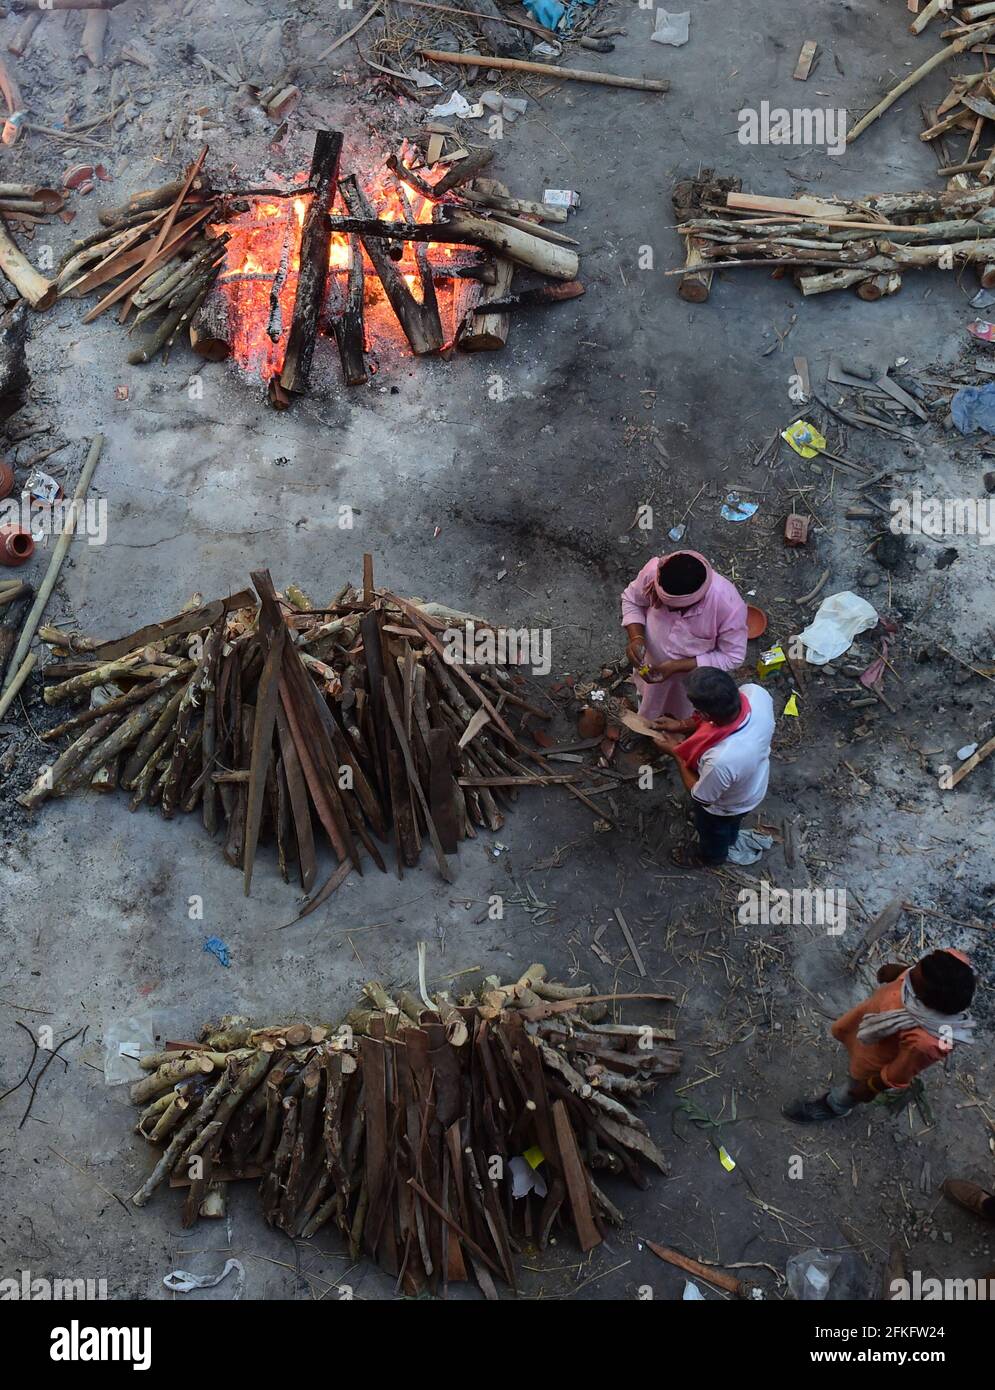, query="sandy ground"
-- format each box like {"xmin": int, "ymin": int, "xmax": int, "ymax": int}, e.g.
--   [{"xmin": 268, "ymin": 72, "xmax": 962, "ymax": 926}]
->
[{"xmin": 0, "ymin": 0, "xmax": 993, "ymax": 1302}]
